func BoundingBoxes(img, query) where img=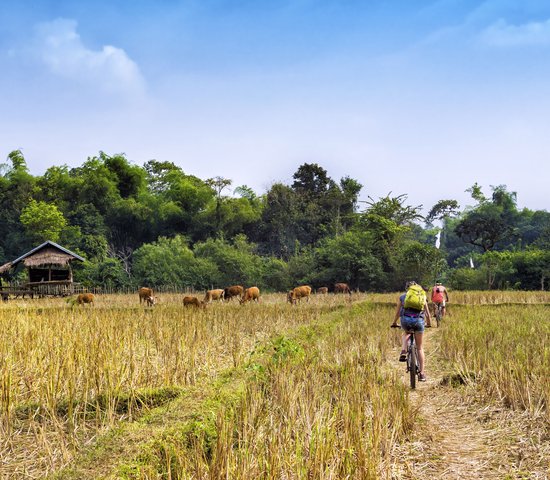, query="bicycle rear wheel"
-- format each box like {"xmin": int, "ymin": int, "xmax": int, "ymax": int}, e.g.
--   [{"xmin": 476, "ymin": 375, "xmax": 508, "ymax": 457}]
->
[
  {"xmin": 408, "ymin": 345, "xmax": 417, "ymax": 389},
  {"xmin": 435, "ymin": 306, "xmax": 442, "ymax": 327}
]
